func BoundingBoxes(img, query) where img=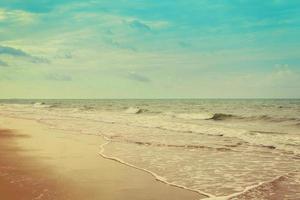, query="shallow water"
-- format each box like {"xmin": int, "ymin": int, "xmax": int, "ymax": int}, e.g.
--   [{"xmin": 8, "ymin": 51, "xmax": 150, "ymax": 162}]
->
[{"xmin": 0, "ymin": 99, "xmax": 299, "ymax": 199}]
